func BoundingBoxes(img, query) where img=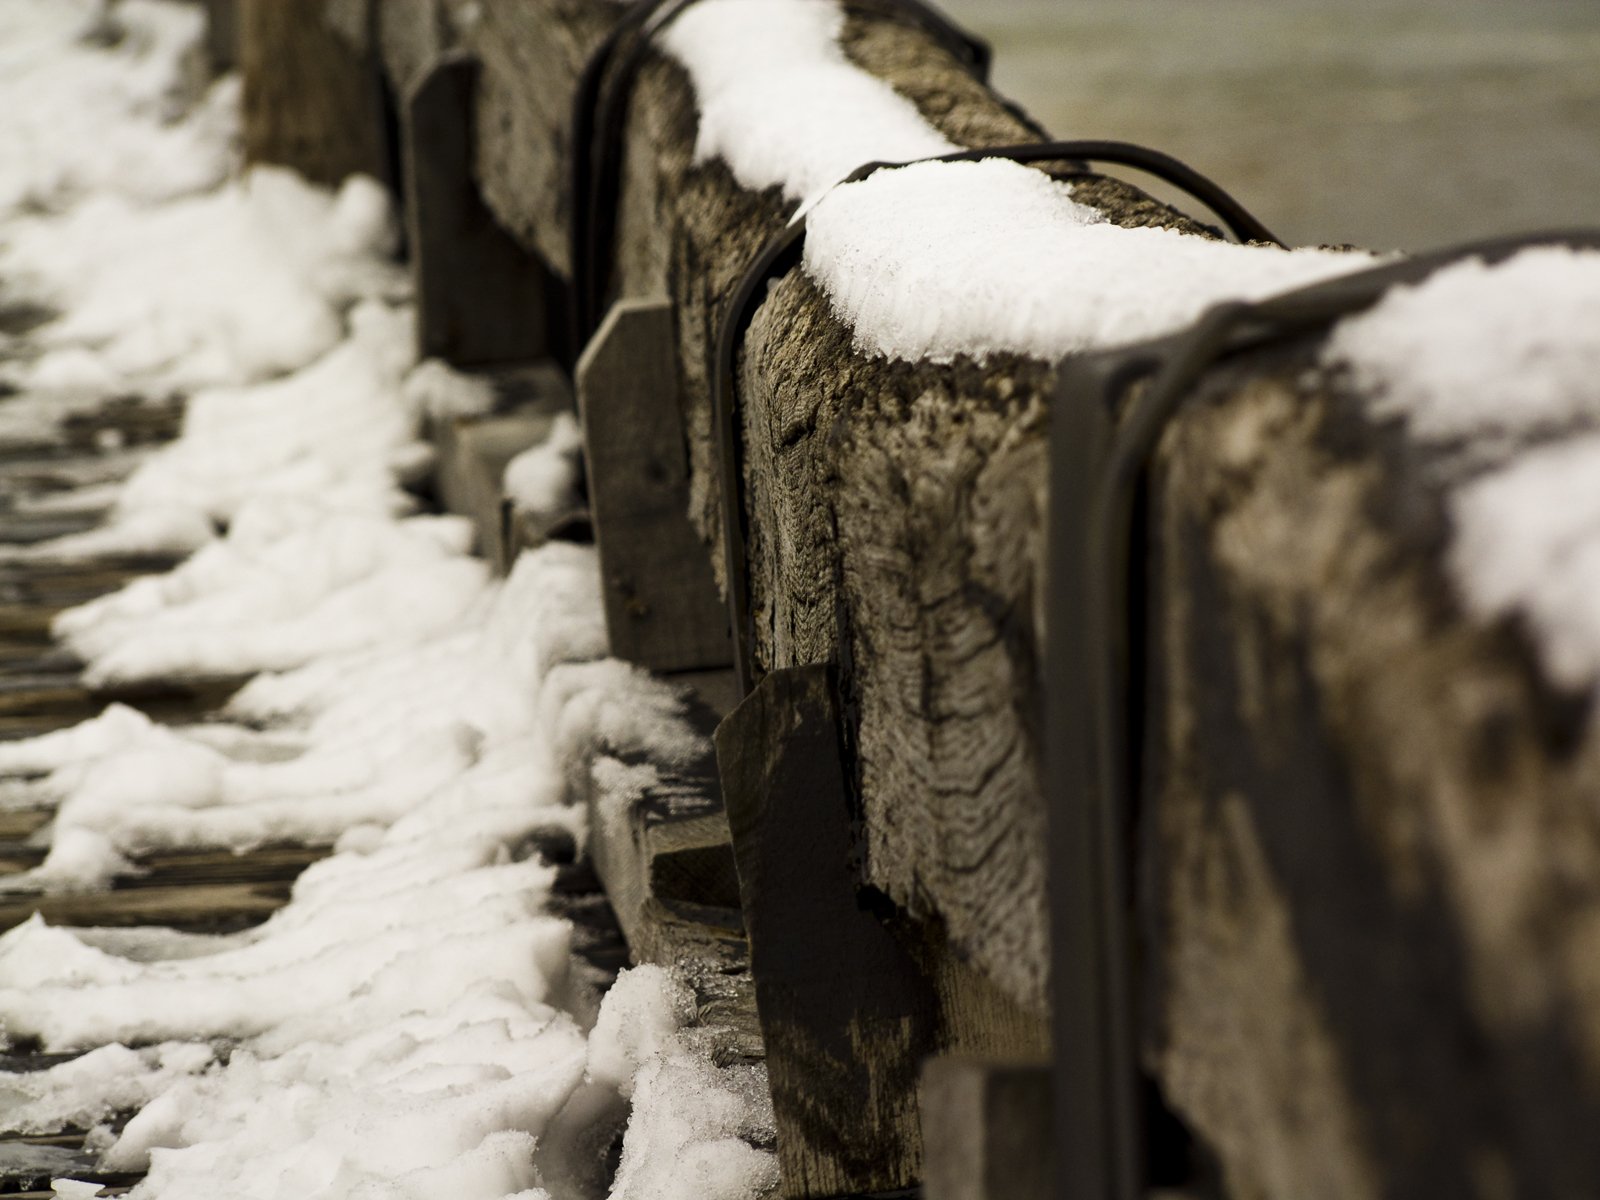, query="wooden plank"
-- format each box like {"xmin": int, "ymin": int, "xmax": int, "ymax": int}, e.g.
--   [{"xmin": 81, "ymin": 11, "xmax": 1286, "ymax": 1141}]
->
[
  {"xmin": 0, "ymin": 880, "xmax": 291, "ymax": 934},
  {"xmin": 0, "ymin": 844, "xmax": 326, "ymax": 884},
  {"xmin": 583, "ymin": 759, "xmax": 743, "ymax": 969},
  {"xmin": 0, "ymin": 810, "xmax": 51, "ymax": 841},
  {"xmin": 403, "ymin": 53, "xmax": 557, "ymax": 367},
  {"xmin": 578, "ymin": 300, "xmax": 731, "ymax": 674},
  {"xmin": 920, "ymin": 1057, "xmax": 1050, "ymax": 1200},
  {"xmin": 715, "ymin": 664, "xmax": 939, "ymax": 1198},
  {"xmin": 0, "ymin": 1136, "xmax": 140, "ymax": 1195}
]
